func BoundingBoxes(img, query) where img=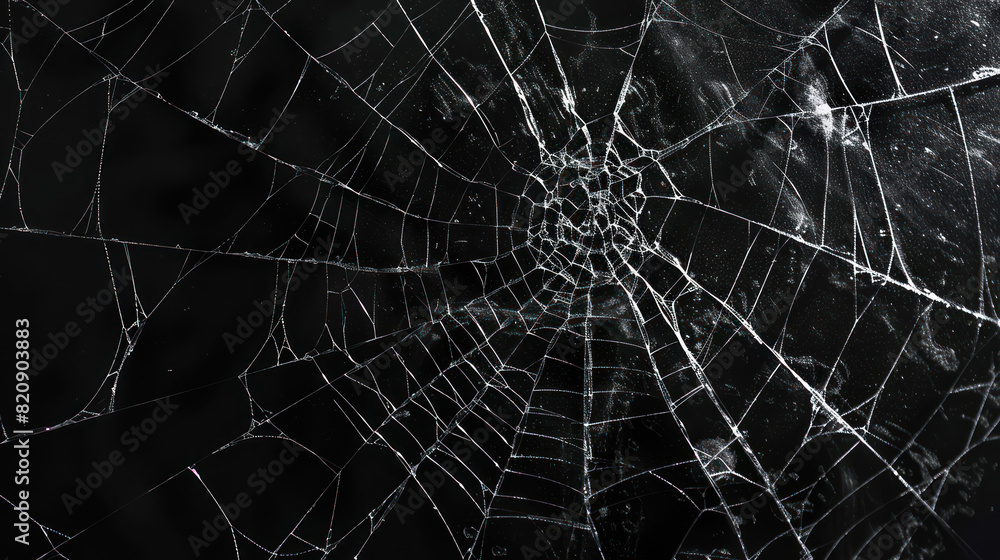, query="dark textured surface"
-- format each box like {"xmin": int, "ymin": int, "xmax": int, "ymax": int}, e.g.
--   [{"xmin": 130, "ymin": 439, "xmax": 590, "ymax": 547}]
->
[{"xmin": 1, "ymin": 1, "xmax": 999, "ymax": 559}]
